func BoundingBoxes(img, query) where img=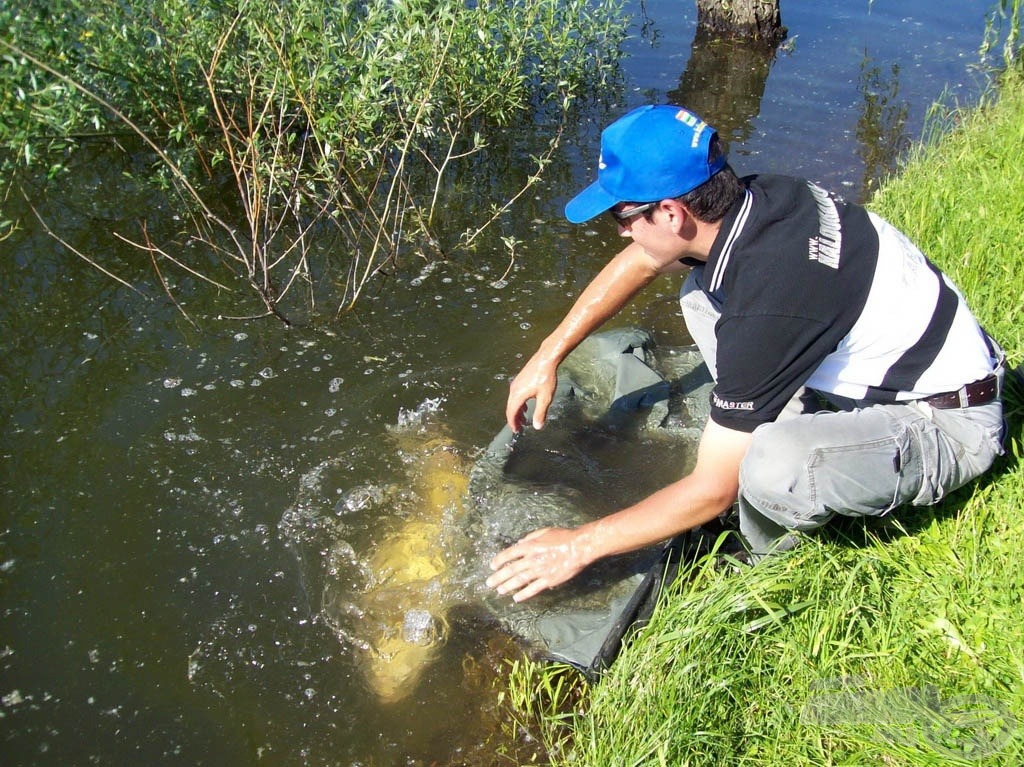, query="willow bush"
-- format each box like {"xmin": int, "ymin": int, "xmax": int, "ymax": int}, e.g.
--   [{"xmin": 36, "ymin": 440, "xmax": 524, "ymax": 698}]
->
[{"xmin": 1, "ymin": 0, "xmax": 626, "ymax": 321}]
